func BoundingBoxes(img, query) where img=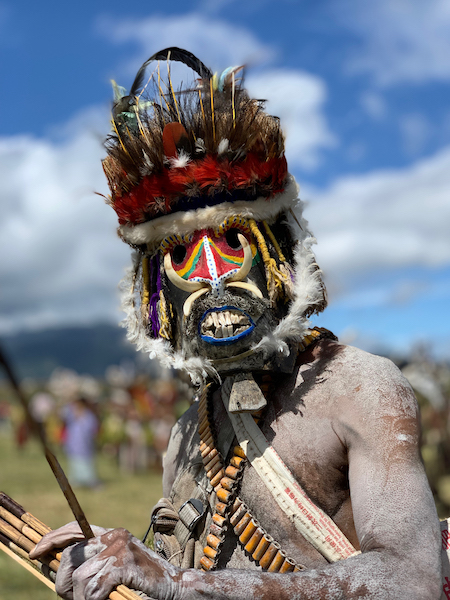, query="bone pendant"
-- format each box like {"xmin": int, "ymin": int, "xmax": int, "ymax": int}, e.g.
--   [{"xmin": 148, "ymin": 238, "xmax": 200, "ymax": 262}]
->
[{"xmin": 228, "ymin": 373, "xmax": 267, "ymax": 414}]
